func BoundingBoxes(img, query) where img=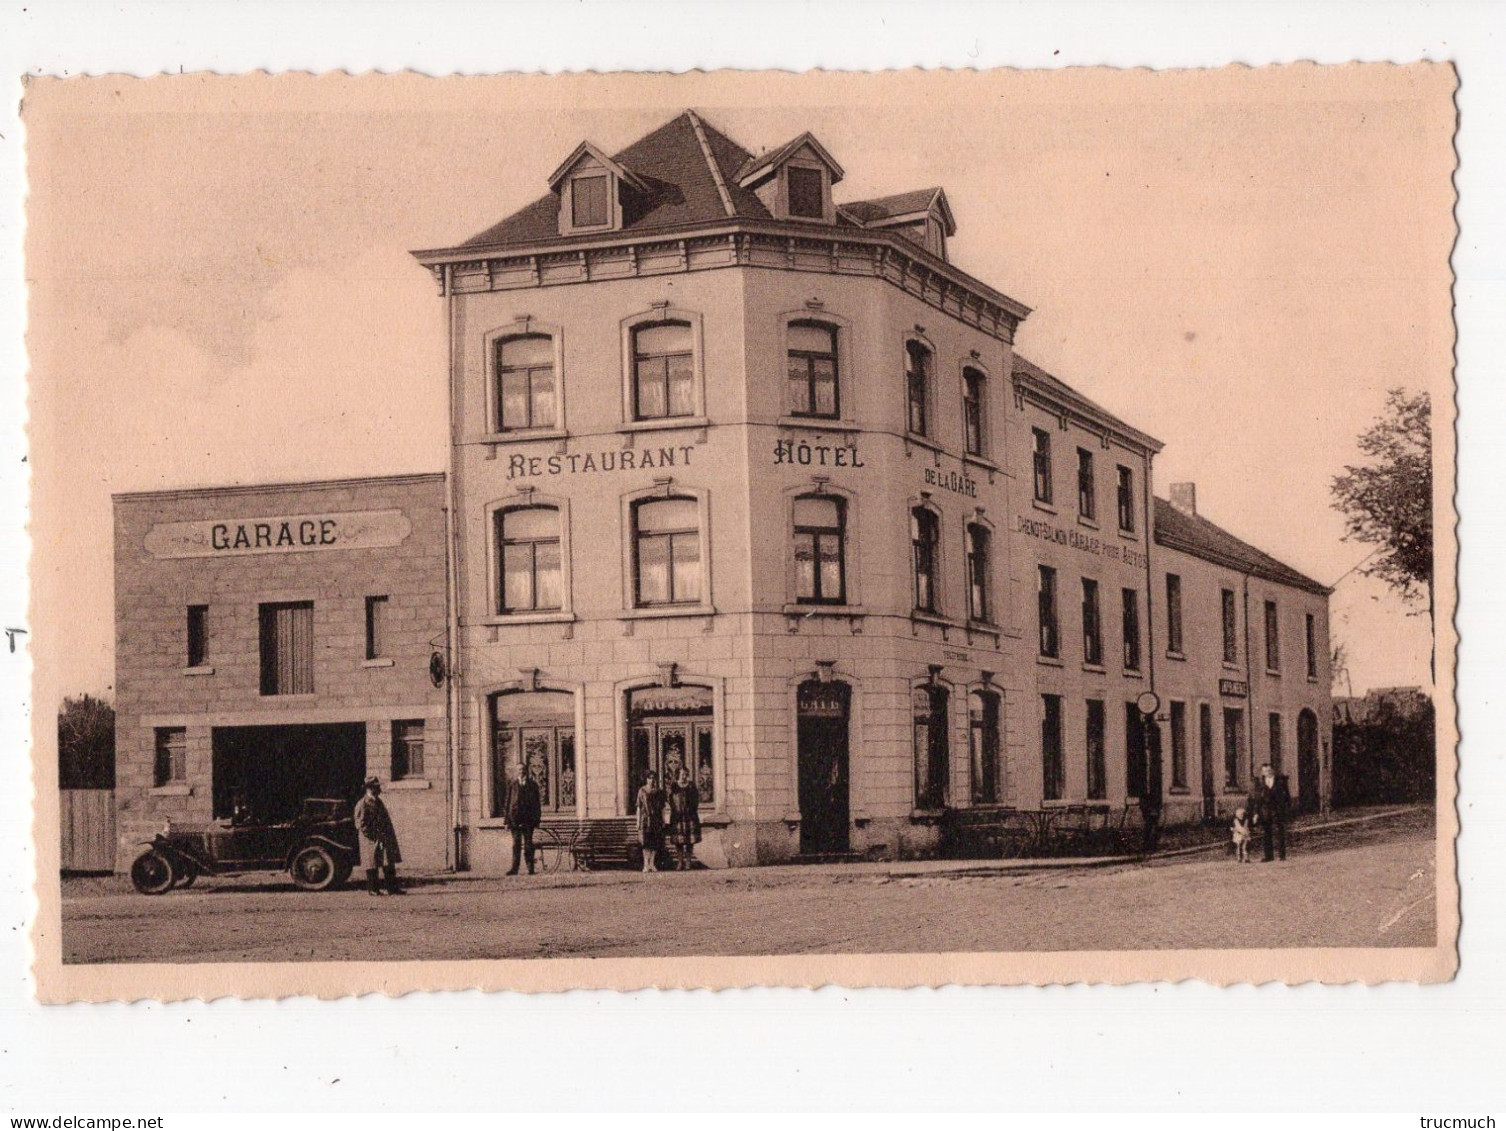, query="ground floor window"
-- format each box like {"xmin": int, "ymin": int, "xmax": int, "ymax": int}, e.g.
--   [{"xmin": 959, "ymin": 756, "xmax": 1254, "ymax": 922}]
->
[
  {"xmin": 627, "ymin": 684, "xmax": 714, "ymax": 807},
  {"xmin": 1085, "ymin": 699, "xmax": 1106, "ymax": 800},
  {"xmin": 913, "ymin": 683, "xmax": 950, "ymax": 809},
  {"xmin": 491, "ymin": 690, "xmax": 576, "ymax": 816},
  {"xmin": 1169, "ymin": 700, "xmax": 1188, "ymax": 789},
  {"xmin": 1223, "ymin": 707, "xmax": 1245, "ymax": 788},
  {"xmin": 1041, "ymin": 694, "xmax": 1064, "ymax": 802},
  {"xmin": 154, "ymin": 726, "xmax": 186, "ymax": 787},
  {"xmin": 969, "ymin": 688, "xmax": 1001, "ymax": 805},
  {"xmin": 1125, "ymin": 701, "xmax": 1147, "ymax": 798},
  {"xmin": 391, "ymin": 719, "xmax": 425, "ymax": 781}
]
